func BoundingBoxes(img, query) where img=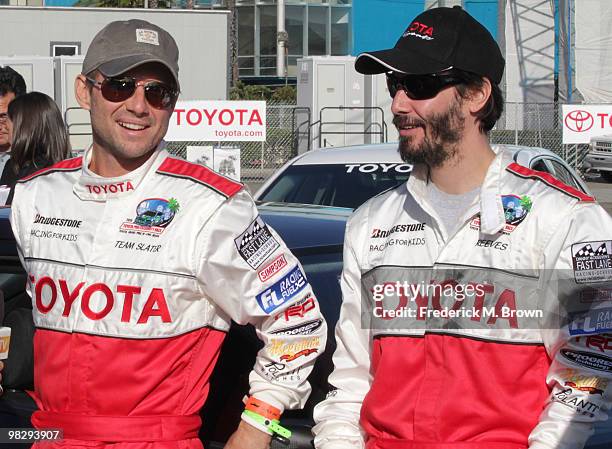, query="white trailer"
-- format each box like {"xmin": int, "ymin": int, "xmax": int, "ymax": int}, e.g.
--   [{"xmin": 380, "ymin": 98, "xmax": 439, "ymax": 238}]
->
[{"xmin": 296, "ymin": 56, "xmax": 397, "ymax": 153}]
